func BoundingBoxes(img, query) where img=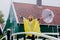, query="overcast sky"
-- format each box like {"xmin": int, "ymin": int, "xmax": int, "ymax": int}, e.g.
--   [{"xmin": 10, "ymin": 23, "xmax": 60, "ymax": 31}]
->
[{"xmin": 0, "ymin": 0, "xmax": 60, "ymax": 22}]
